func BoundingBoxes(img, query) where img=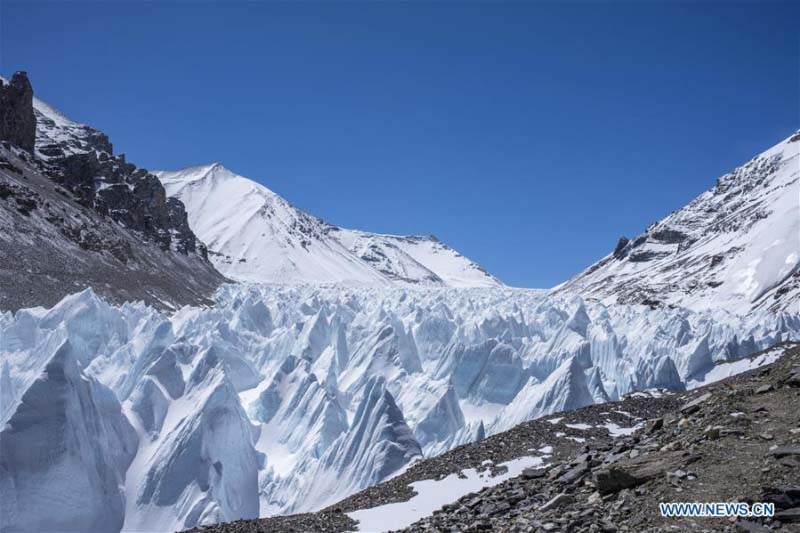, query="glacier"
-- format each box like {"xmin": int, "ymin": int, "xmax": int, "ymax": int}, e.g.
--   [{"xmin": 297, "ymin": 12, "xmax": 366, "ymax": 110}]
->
[{"xmin": 2, "ymin": 284, "xmax": 798, "ymax": 532}]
